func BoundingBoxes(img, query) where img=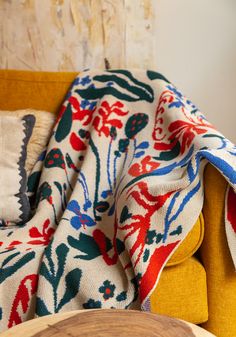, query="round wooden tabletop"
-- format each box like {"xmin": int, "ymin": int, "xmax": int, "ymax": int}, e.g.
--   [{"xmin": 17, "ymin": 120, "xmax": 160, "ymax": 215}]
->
[{"xmin": 1, "ymin": 309, "xmax": 216, "ymax": 337}]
